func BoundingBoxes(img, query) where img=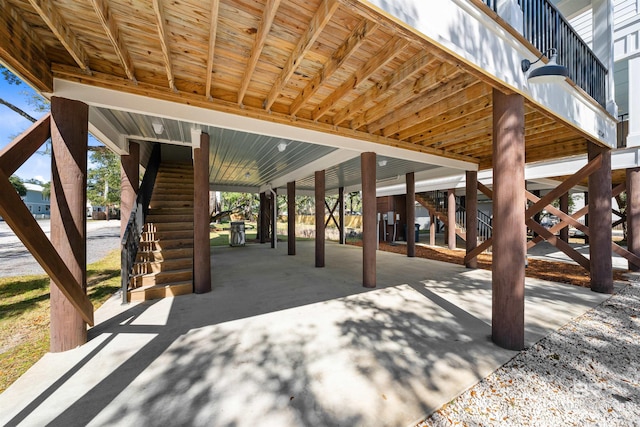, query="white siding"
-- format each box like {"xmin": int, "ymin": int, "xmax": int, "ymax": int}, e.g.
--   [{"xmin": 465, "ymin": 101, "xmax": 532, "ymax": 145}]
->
[
  {"xmin": 569, "ymin": 8, "xmax": 593, "ymax": 48},
  {"xmin": 615, "ymin": 0, "xmax": 639, "ymax": 25}
]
